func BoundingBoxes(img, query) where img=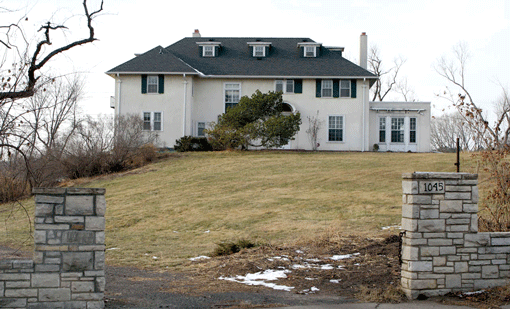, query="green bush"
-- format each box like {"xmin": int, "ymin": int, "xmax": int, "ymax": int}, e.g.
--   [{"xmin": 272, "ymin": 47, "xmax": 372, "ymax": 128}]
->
[
  {"xmin": 212, "ymin": 239, "xmax": 257, "ymax": 256},
  {"xmin": 174, "ymin": 136, "xmax": 213, "ymax": 152}
]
